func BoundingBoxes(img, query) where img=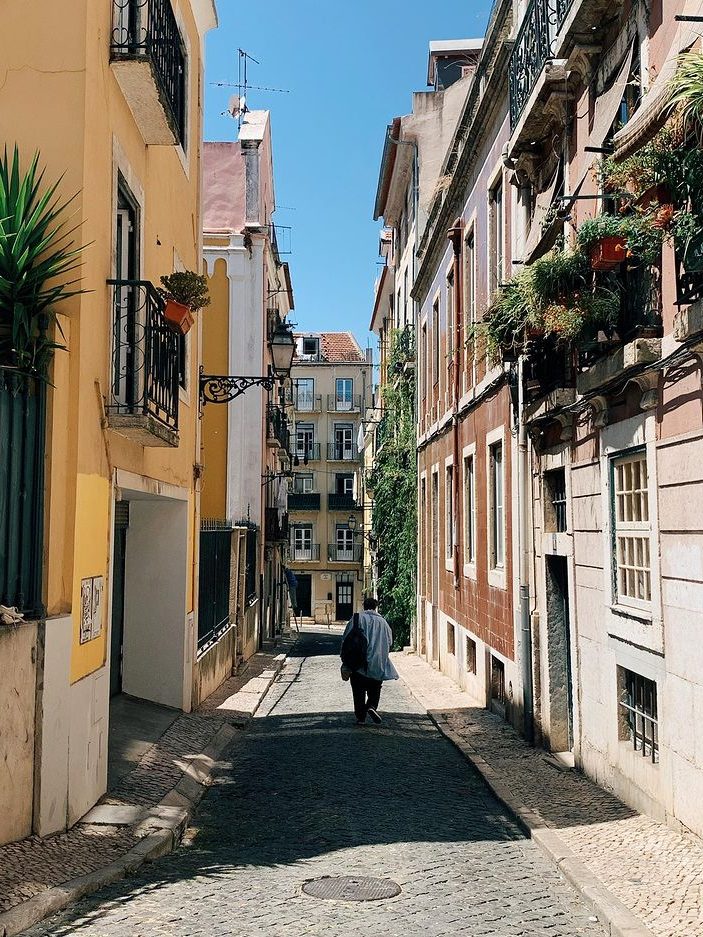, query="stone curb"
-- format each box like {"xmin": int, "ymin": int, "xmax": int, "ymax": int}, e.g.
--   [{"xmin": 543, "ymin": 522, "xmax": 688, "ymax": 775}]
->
[
  {"xmin": 398, "ymin": 669, "xmax": 653, "ymax": 937},
  {"xmin": 0, "ymin": 647, "xmax": 291, "ymax": 937}
]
